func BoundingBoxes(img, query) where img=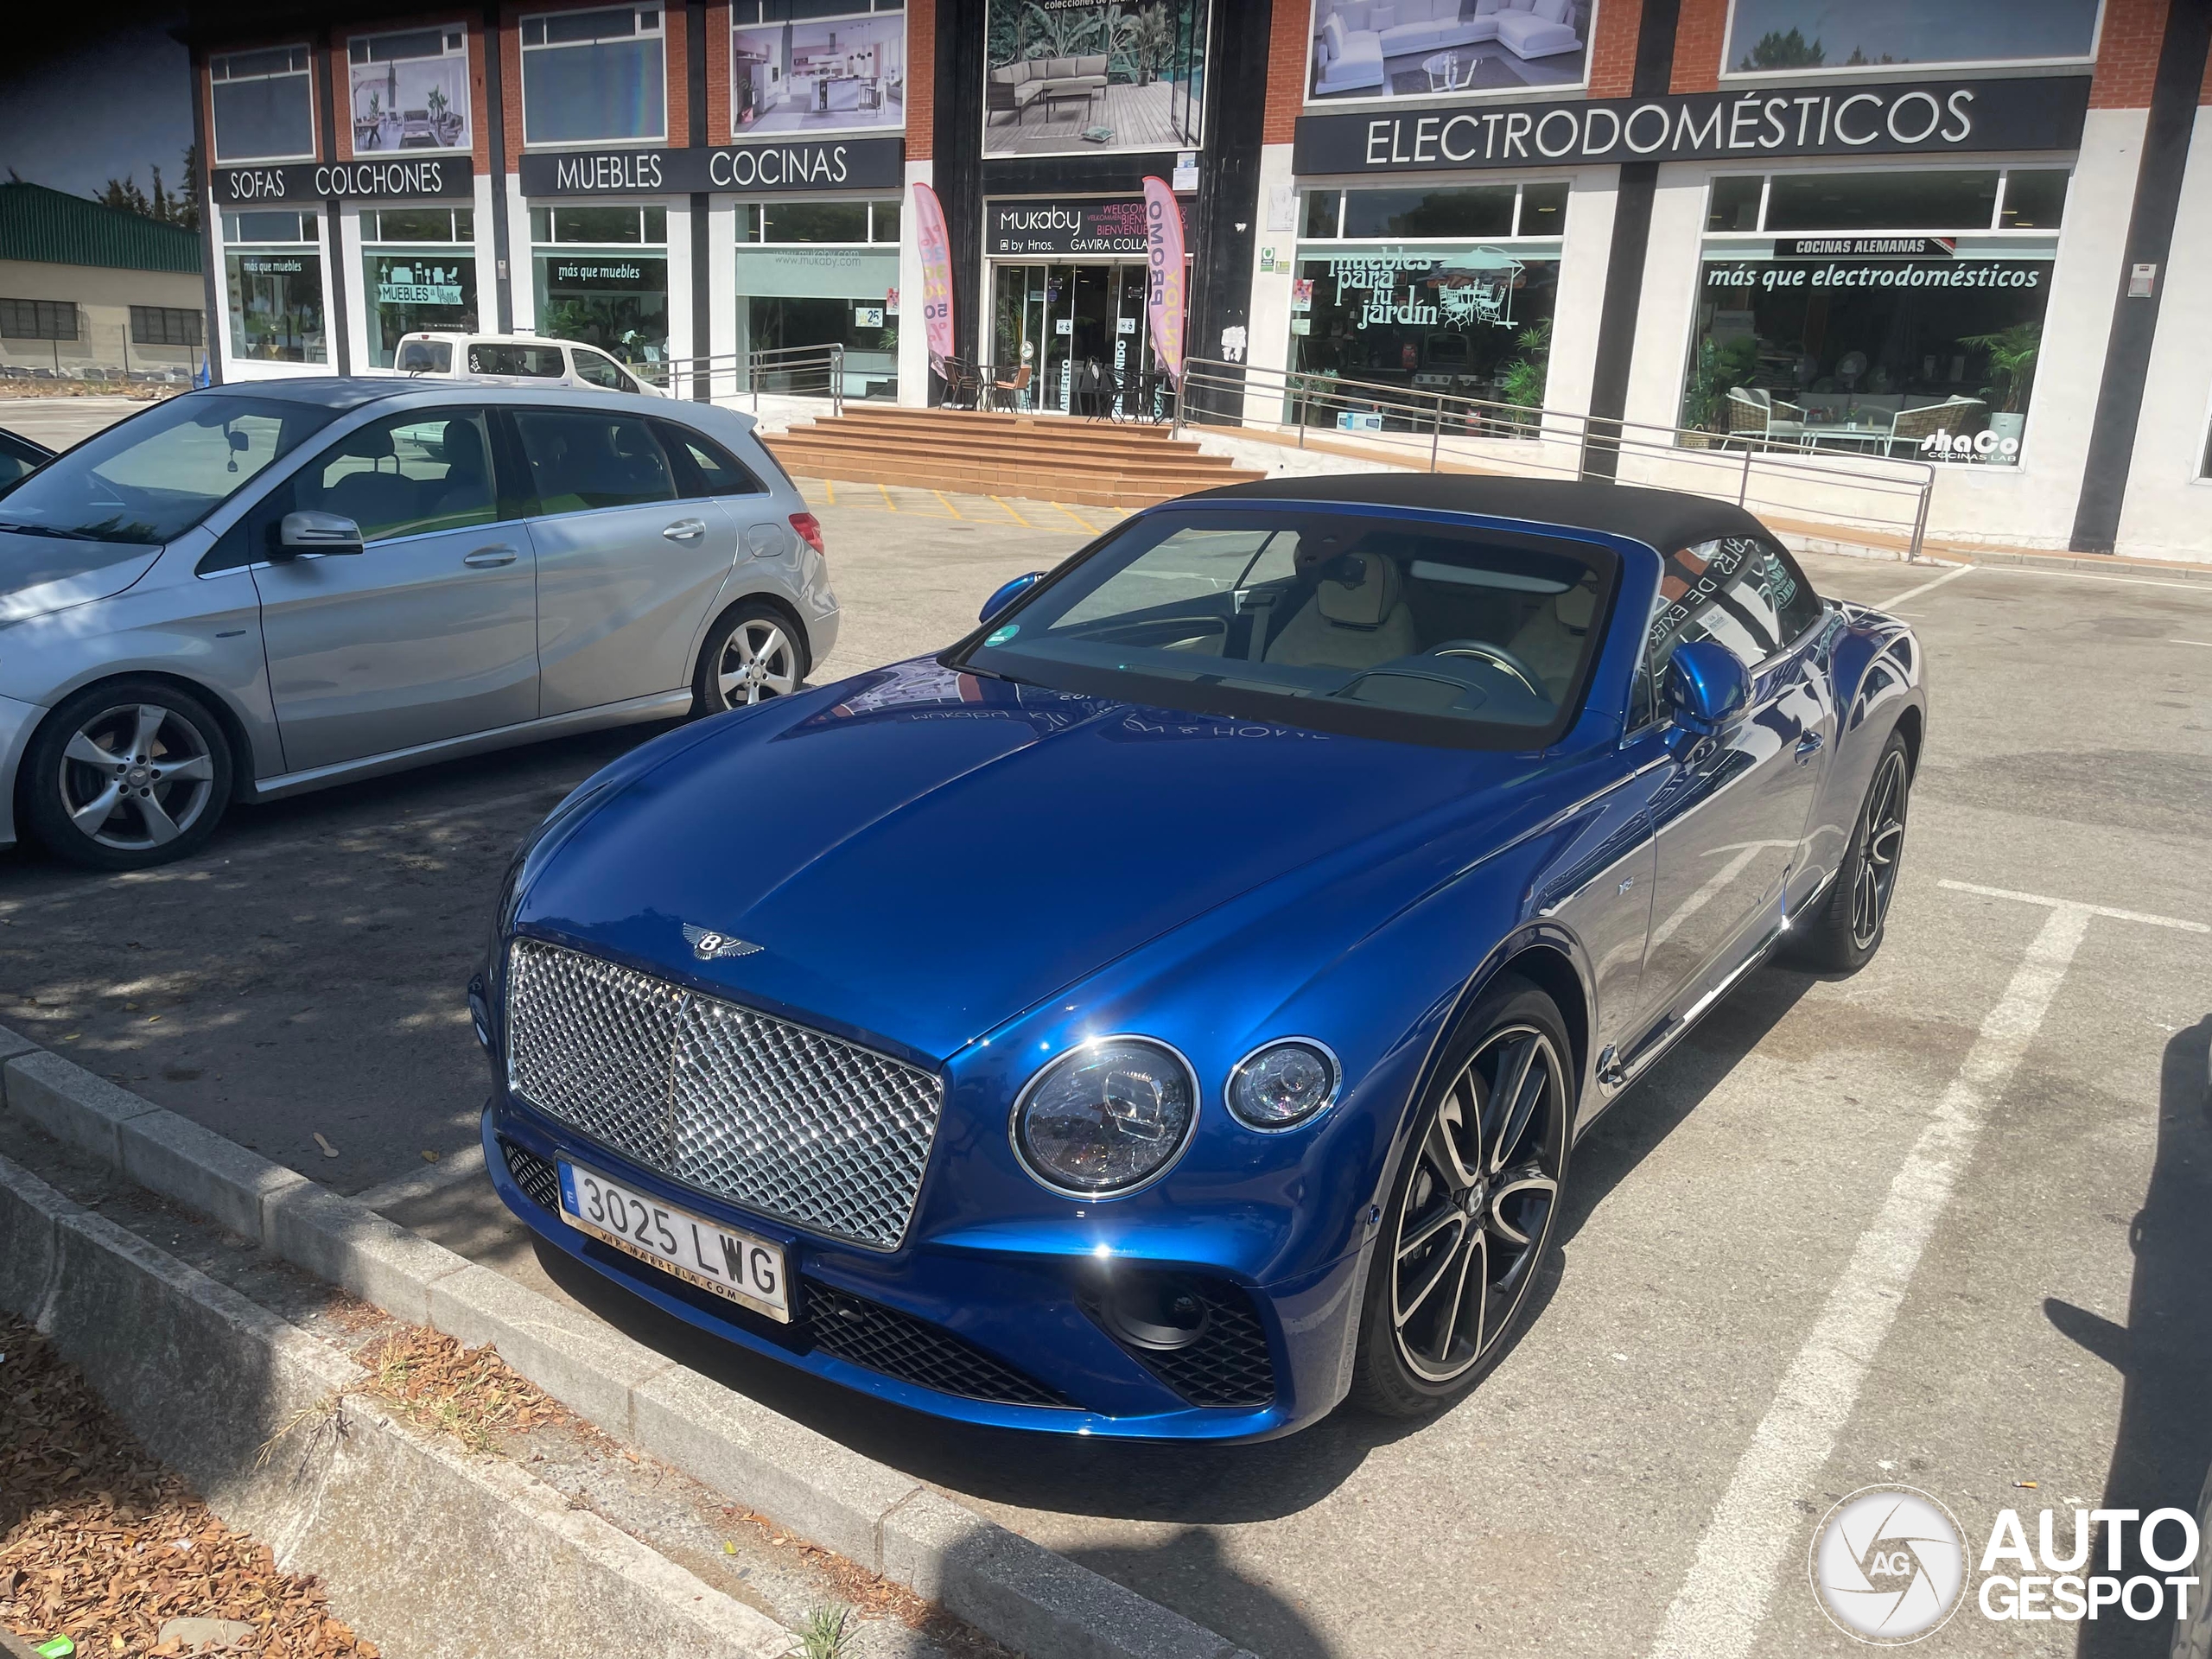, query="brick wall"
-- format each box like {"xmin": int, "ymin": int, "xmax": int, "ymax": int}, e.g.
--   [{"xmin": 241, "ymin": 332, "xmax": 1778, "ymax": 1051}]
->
[
  {"xmin": 499, "ymin": 8, "xmax": 525, "ymax": 164},
  {"xmin": 667, "ymin": 3, "xmax": 690, "ymax": 144},
  {"xmin": 906, "ymin": 0, "xmax": 935, "ymax": 159},
  {"xmin": 2090, "ymin": 0, "xmax": 2171, "ymax": 107},
  {"xmin": 704, "ymin": 2, "xmax": 731, "ymax": 142},
  {"xmin": 331, "ymin": 15, "xmax": 492, "ymax": 165},
  {"xmin": 1586, "ymin": 0, "xmax": 1643, "ymax": 98},
  {"xmin": 1262, "ymin": 0, "xmax": 1311, "ymax": 147},
  {"xmin": 1669, "ymin": 0, "xmax": 1726, "ymax": 92}
]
